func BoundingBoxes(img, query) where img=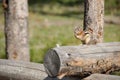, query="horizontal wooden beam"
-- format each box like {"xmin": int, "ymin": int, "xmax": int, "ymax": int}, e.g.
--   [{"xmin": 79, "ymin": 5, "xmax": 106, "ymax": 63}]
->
[
  {"xmin": 0, "ymin": 59, "xmax": 47, "ymax": 80},
  {"xmin": 0, "ymin": 59, "xmax": 80, "ymax": 80},
  {"xmin": 44, "ymin": 42, "xmax": 120, "ymax": 79},
  {"xmin": 0, "ymin": 58, "xmax": 120, "ymax": 80}
]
